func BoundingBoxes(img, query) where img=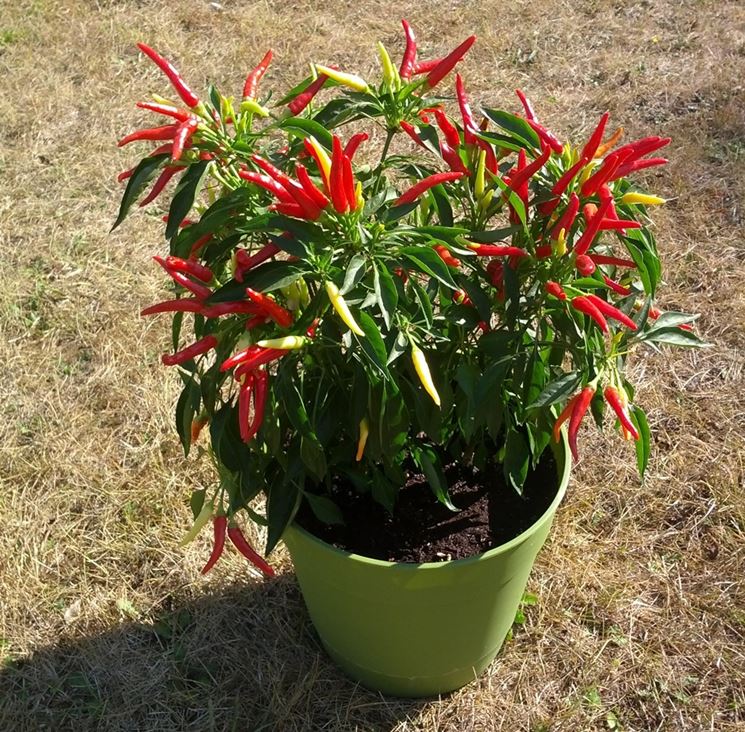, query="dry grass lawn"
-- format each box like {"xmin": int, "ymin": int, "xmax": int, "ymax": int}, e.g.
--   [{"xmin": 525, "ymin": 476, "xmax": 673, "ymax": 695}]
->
[{"xmin": 1, "ymin": 0, "xmax": 744, "ymax": 729}]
